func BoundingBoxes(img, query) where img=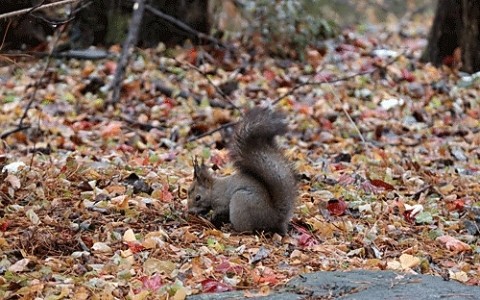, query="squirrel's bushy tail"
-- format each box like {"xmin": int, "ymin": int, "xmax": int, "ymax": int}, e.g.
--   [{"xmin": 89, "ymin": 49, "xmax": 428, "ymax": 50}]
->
[{"xmin": 231, "ymin": 107, "xmax": 297, "ymax": 216}]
